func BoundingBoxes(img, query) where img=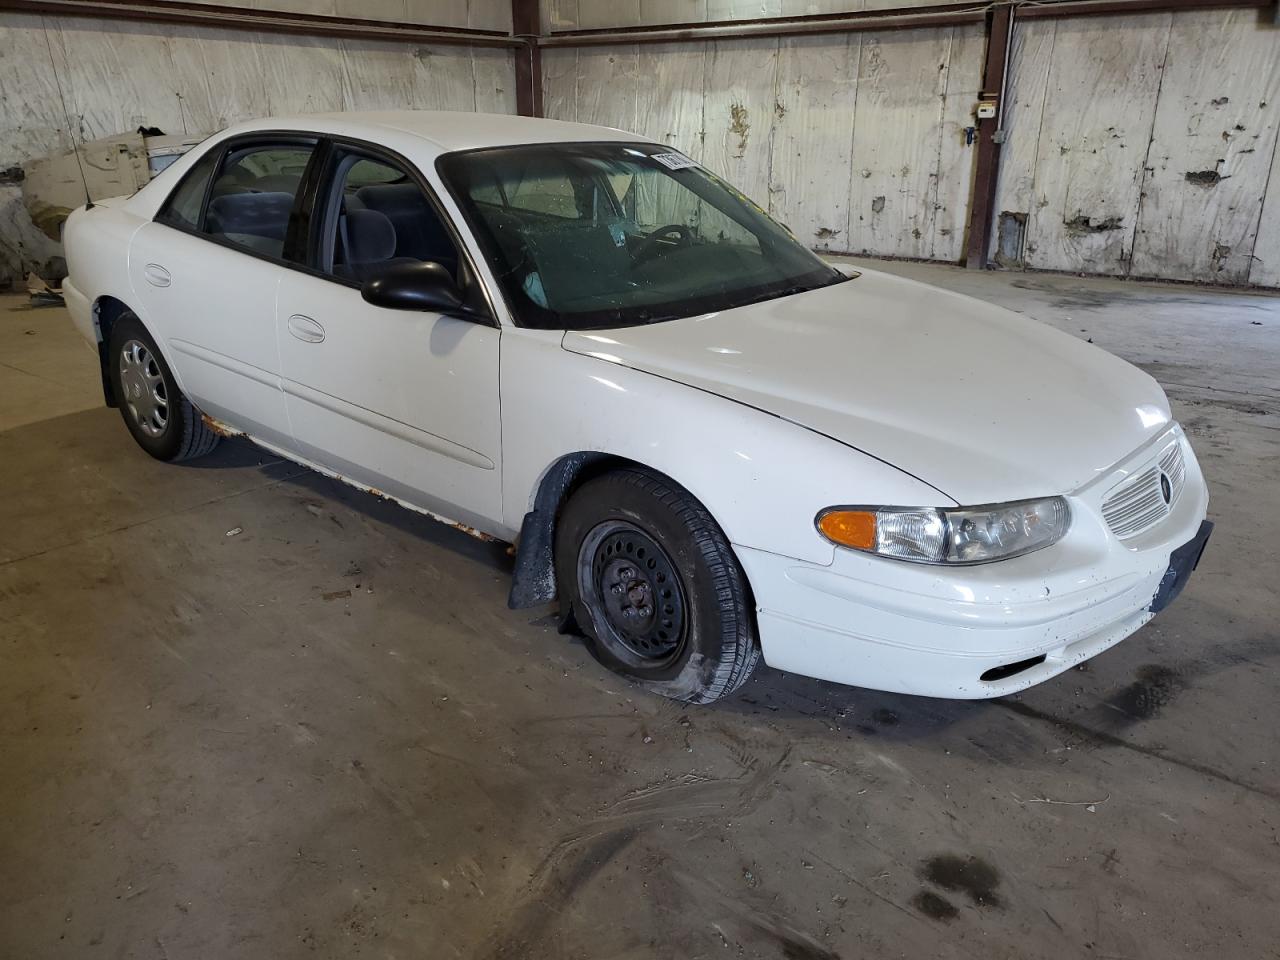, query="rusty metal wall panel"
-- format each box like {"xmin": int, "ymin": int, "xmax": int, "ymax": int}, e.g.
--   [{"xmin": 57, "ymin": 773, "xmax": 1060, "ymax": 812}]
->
[
  {"xmin": 936, "ymin": 20, "xmax": 983, "ymax": 262},
  {"xmin": 0, "ymin": 14, "xmax": 72, "ymax": 165},
  {"xmin": 770, "ymin": 31, "xmax": 859, "ymax": 251},
  {"xmin": 240, "ymin": 0, "xmax": 507, "ymax": 30},
  {"xmin": 844, "ymin": 27, "xmax": 979, "ymax": 260},
  {"xmin": 0, "ymin": 8, "xmax": 516, "ymax": 284},
  {"xmin": 541, "ymin": 45, "xmax": 579, "ymax": 119},
  {"xmin": 550, "ymin": 0, "xmax": 976, "ymax": 30},
  {"xmin": 989, "ymin": 17, "xmax": 1054, "ymax": 269},
  {"xmin": 1001, "ymin": 14, "xmax": 1173, "ymax": 276},
  {"xmin": 703, "ymin": 37, "xmax": 778, "ymax": 209},
  {"xmin": 548, "ymin": 3, "xmax": 1280, "ymax": 287},
  {"xmin": 994, "ymin": 9, "xmax": 1280, "ymax": 285},
  {"xmin": 543, "ymin": 26, "xmax": 985, "ymax": 262},
  {"xmin": 1130, "ymin": 9, "xmax": 1280, "ymax": 283},
  {"xmin": 575, "ymin": 44, "xmax": 642, "ymax": 127},
  {"xmin": 473, "ymin": 45, "xmax": 518, "ymax": 112},
  {"xmin": 1252, "ymin": 129, "xmax": 1280, "ymax": 287},
  {"xmin": 635, "ymin": 40, "xmax": 707, "ymax": 154}
]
